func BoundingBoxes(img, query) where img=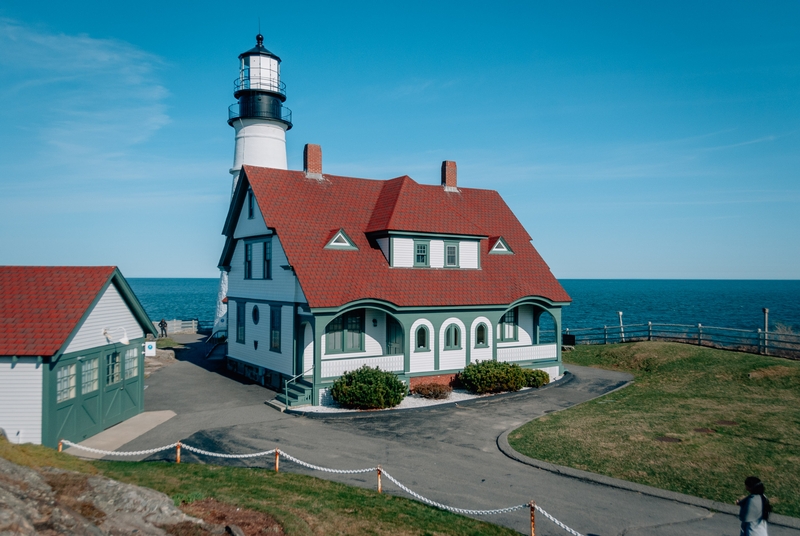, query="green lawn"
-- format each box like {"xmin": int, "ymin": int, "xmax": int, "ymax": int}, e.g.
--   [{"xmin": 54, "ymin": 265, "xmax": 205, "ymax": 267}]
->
[
  {"xmin": 508, "ymin": 342, "xmax": 800, "ymax": 517},
  {"xmin": 0, "ymin": 438, "xmax": 518, "ymax": 536}
]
